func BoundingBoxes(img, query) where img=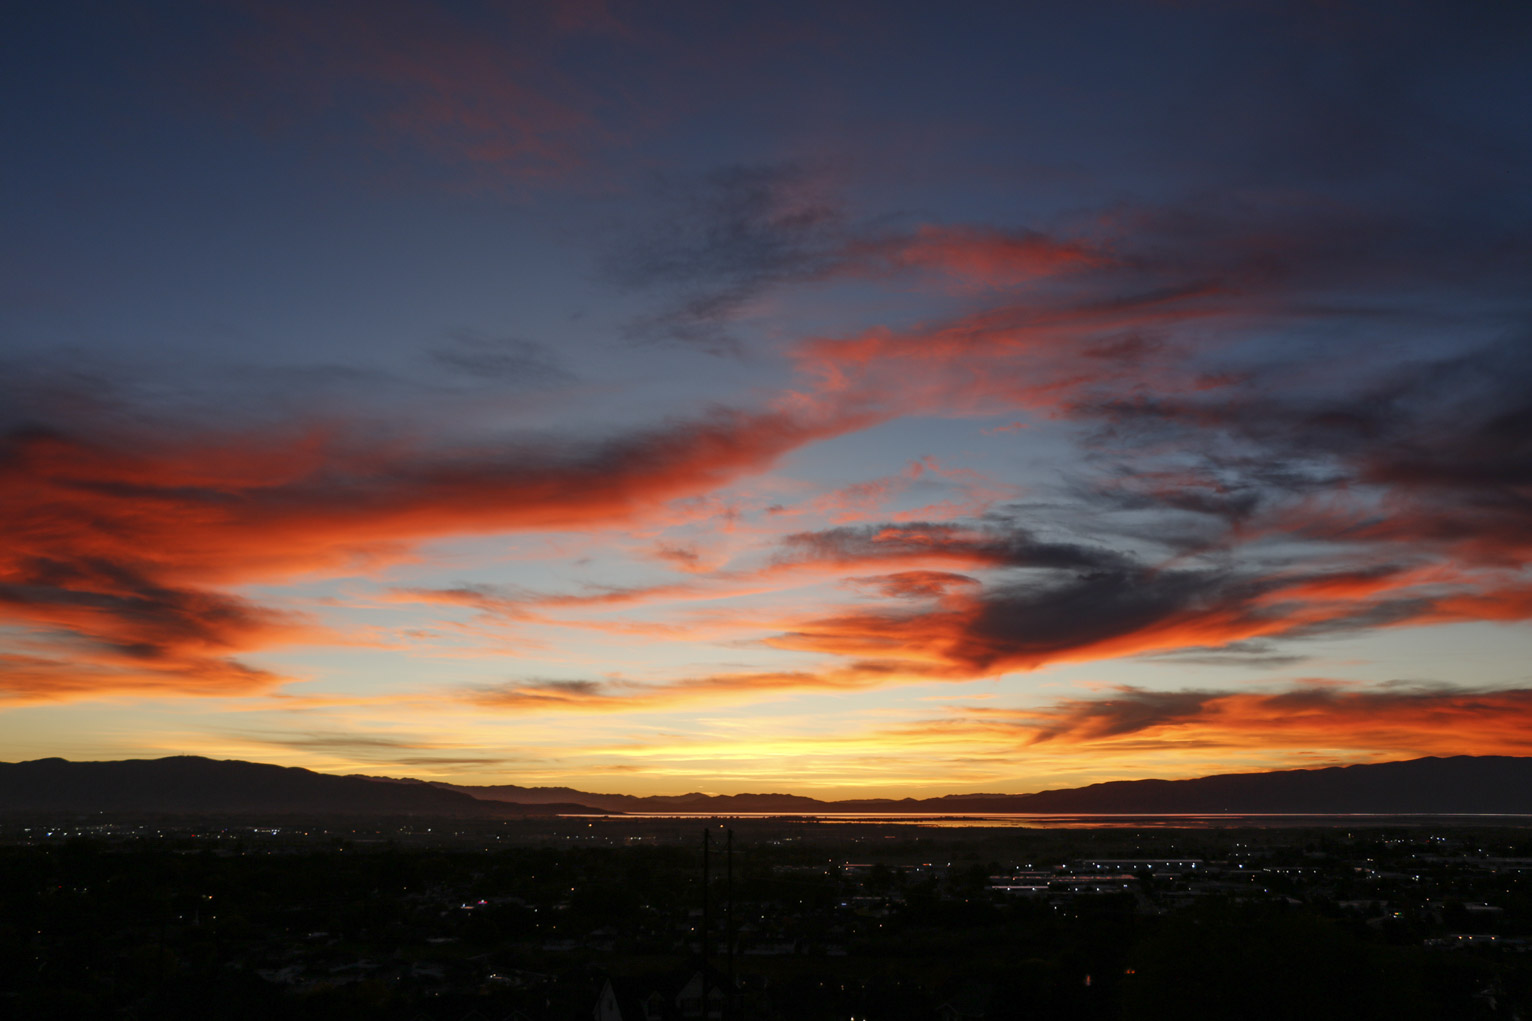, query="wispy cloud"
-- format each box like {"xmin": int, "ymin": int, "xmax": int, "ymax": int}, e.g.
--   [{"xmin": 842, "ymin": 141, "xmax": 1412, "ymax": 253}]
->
[
  {"xmin": 427, "ymin": 331, "xmax": 571, "ymax": 386},
  {"xmin": 0, "ymin": 399, "xmax": 874, "ymax": 701},
  {"xmin": 225, "ymin": 728, "xmax": 517, "ymax": 770},
  {"xmin": 227, "ymin": 0, "xmax": 627, "ymax": 187},
  {"xmin": 605, "ymin": 162, "xmax": 1104, "ymax": 350},
  {"xmin": 925, "ymin": 683, "xmax": 1532, "ymax": 759}
]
